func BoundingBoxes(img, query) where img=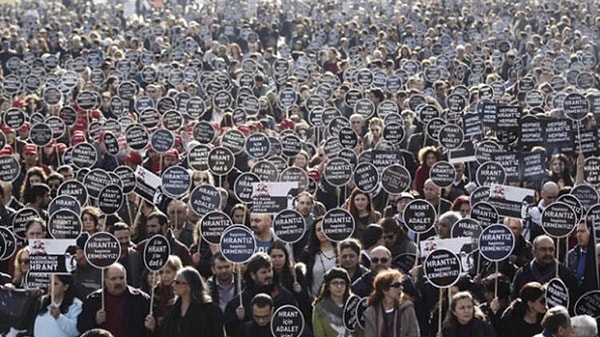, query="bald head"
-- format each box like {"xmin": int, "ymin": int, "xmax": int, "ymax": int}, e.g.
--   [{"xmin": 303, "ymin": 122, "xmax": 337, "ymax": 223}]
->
[
  {"xmin": 541, "ymin": 181, "xmax": 559, "ymax": 205},
  {"xmin": 369, "ymin": 245, "xmax": 392, "ymax": 273},
  {"xmin": 423, "ymin": 179, "xmax": 440, "ymax": 201},
  {"xmin": 105, "ymin": 263, "xmax": 127, "ymax": 296}
]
